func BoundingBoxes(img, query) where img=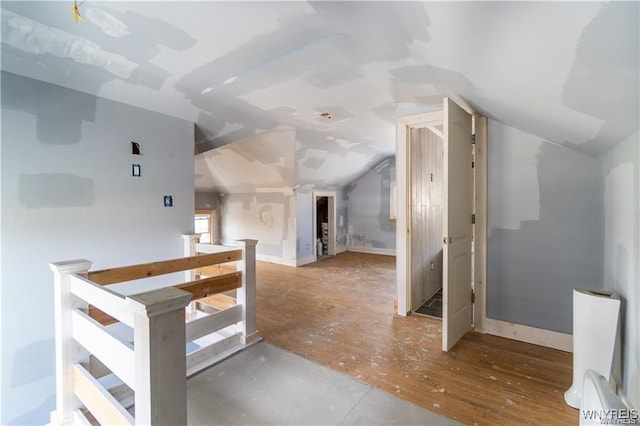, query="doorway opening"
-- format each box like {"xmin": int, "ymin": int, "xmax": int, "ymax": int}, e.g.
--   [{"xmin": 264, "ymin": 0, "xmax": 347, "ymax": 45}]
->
[
  {"xmin": 397, "ymin": 98, "xmax": 477, "ymax": 352},
  {"xmin": 313, "ymin": 192, "xmax": 336, "ymax": 259},
  {"xmin": 316, "ymin": 197, "xmax": 329, "ymax": 258},
  {"xmin": 410, "ymin": 127, "xmax": 444, "ymax": 319}
]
